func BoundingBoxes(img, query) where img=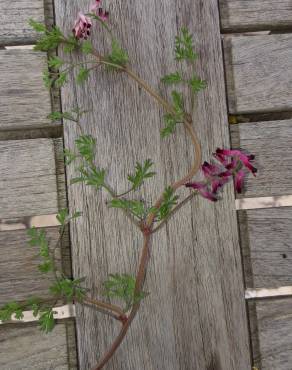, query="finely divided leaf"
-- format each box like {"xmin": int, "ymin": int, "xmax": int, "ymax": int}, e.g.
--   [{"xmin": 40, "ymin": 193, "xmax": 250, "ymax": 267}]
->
[
  {"xmin": 128, "ymin": 159, "xmax": 156, "ymax": 190},
  {"xmin": 175, "ymin": 27, "xmax": 198, "ymax": 62},
  {"xmin": 161, "ymin": 72, "xmax": 182, "ymax": 84},
  {"xmin": 188, "ymin": 76, "xmax": 207, "ymax": 93},
  {"xmin": 39, "ymin": 309, "xmax": 55, "ymax": 333},
  {"xmin": 77, "ymin": 66, "xmax": 90, "ymax": 84},
  {"xmin": 156, "ymin": 186, "xmax": 179, "ymax": 220},
  {"xmin": 103, "ymin": 274, "xmax": 148, "ymax": 311},
  {"xmin": 75, "ymin": 135, "xmax": 96, "ymax": 163}
]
